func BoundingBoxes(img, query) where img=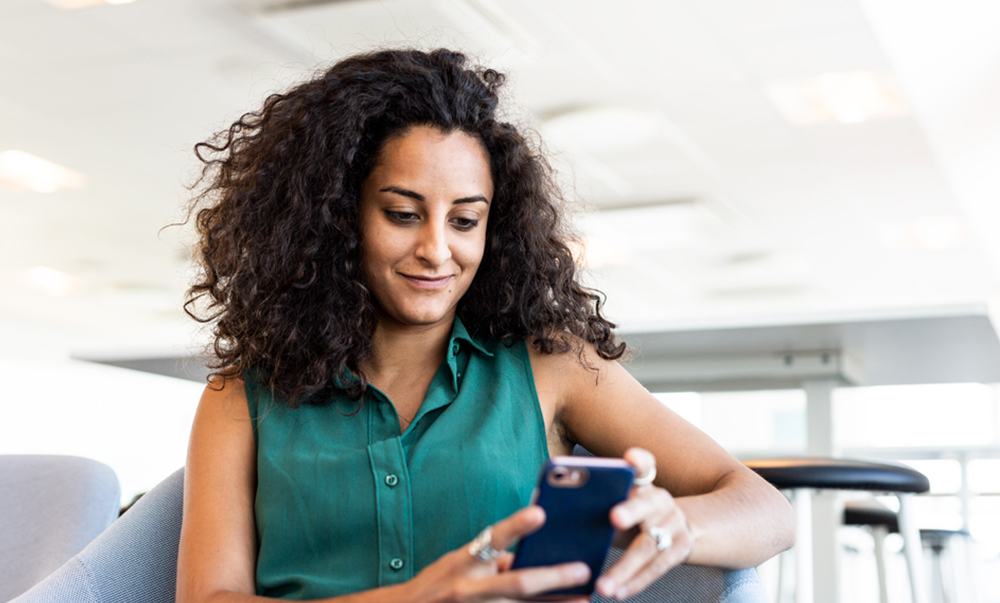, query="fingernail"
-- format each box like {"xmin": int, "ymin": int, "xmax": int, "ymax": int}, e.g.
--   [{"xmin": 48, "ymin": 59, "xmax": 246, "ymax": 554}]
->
[
  {"xmin": 616, "ymin": 509, "xmax": 633, "ymax": 524},
  {"xmin": 574, "ymin": 563, "xmax": 590, "ymax": 581},
  {"xmin": 616, "ymin": 587, "xmax": 629, "ymax": 600}
]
